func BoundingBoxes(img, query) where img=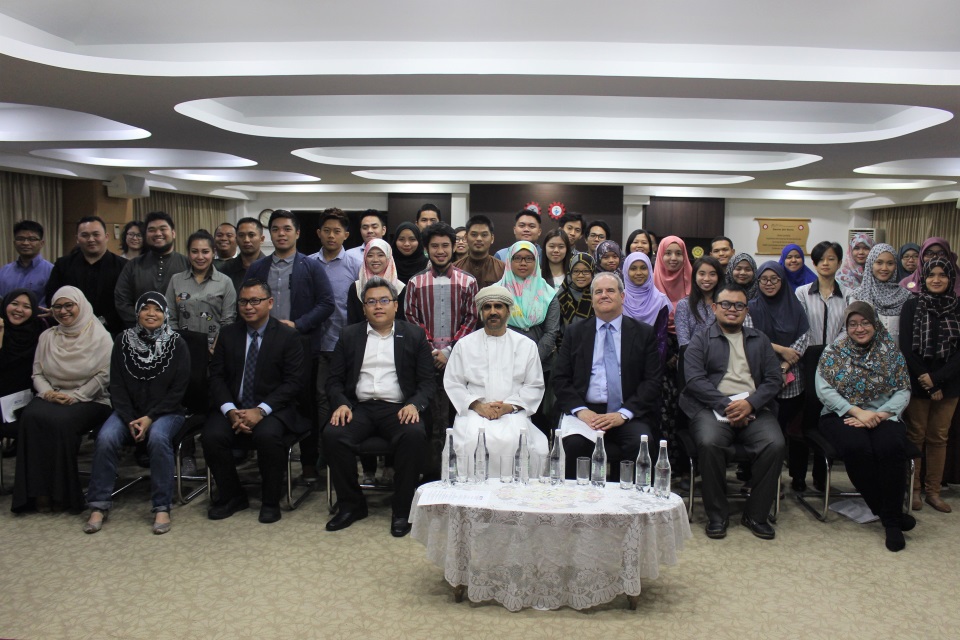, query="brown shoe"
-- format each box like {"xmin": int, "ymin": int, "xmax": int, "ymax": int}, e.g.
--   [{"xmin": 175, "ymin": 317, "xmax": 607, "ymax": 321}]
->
[
  {"xmin": 912, "ymin": 490, "xmax": 923, "ymax": 511},
  {"xmin": 925, "ymin": 495, "xmax": 952, "ymax": 513}
]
